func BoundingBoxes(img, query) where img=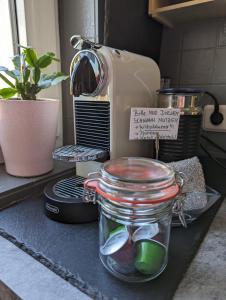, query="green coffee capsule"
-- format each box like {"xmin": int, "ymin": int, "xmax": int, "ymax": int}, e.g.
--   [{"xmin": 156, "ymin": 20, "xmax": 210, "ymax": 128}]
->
[{"xmin": 135, "ymin": 240, "xmax": 166, "ymax": 275}]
